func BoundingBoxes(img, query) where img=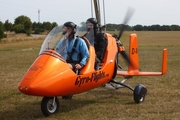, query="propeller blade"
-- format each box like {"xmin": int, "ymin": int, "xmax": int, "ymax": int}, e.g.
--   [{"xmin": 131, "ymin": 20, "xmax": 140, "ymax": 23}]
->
[
  {"xmin": 119, "ymin": 51, "xmax": 134, "ymax": 67},
  {"xmin": 117, "ymin": 7, "xmax": 135, "ymax": 40},
  {"xmin": 120, "ymin": 51, "xmax": 130, "ymax": 63},
  {"xmin": 116, "ymin": 7, "xmax": 135, "ymax": 66}
]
